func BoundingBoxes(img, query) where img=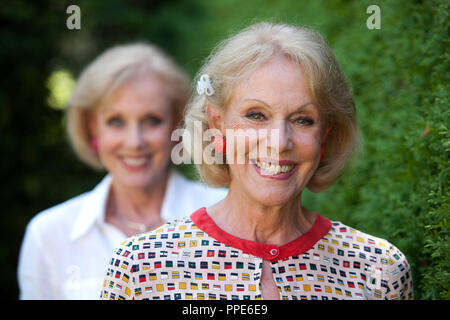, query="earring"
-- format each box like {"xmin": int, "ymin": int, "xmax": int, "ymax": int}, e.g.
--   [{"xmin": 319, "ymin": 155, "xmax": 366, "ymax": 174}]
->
[
  {"xmin": 320, "ymin": 145, "xmax": 325, "ymax": 162},
  {"xmin": 91, "ymin": 137, "xmax": 98, "ymax": 152},
  {"xmin": 213, "ymin": 135, "xmax": 226, "ymax": 154}
]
